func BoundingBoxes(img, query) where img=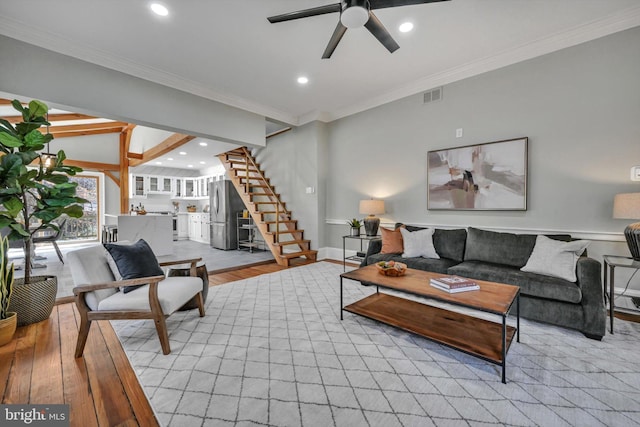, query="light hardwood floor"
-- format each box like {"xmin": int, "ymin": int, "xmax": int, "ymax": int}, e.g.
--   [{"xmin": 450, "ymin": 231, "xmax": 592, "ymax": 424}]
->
[{"xmin": 0, "ymin": 258, "xmax": 318, "ymax": 427}]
